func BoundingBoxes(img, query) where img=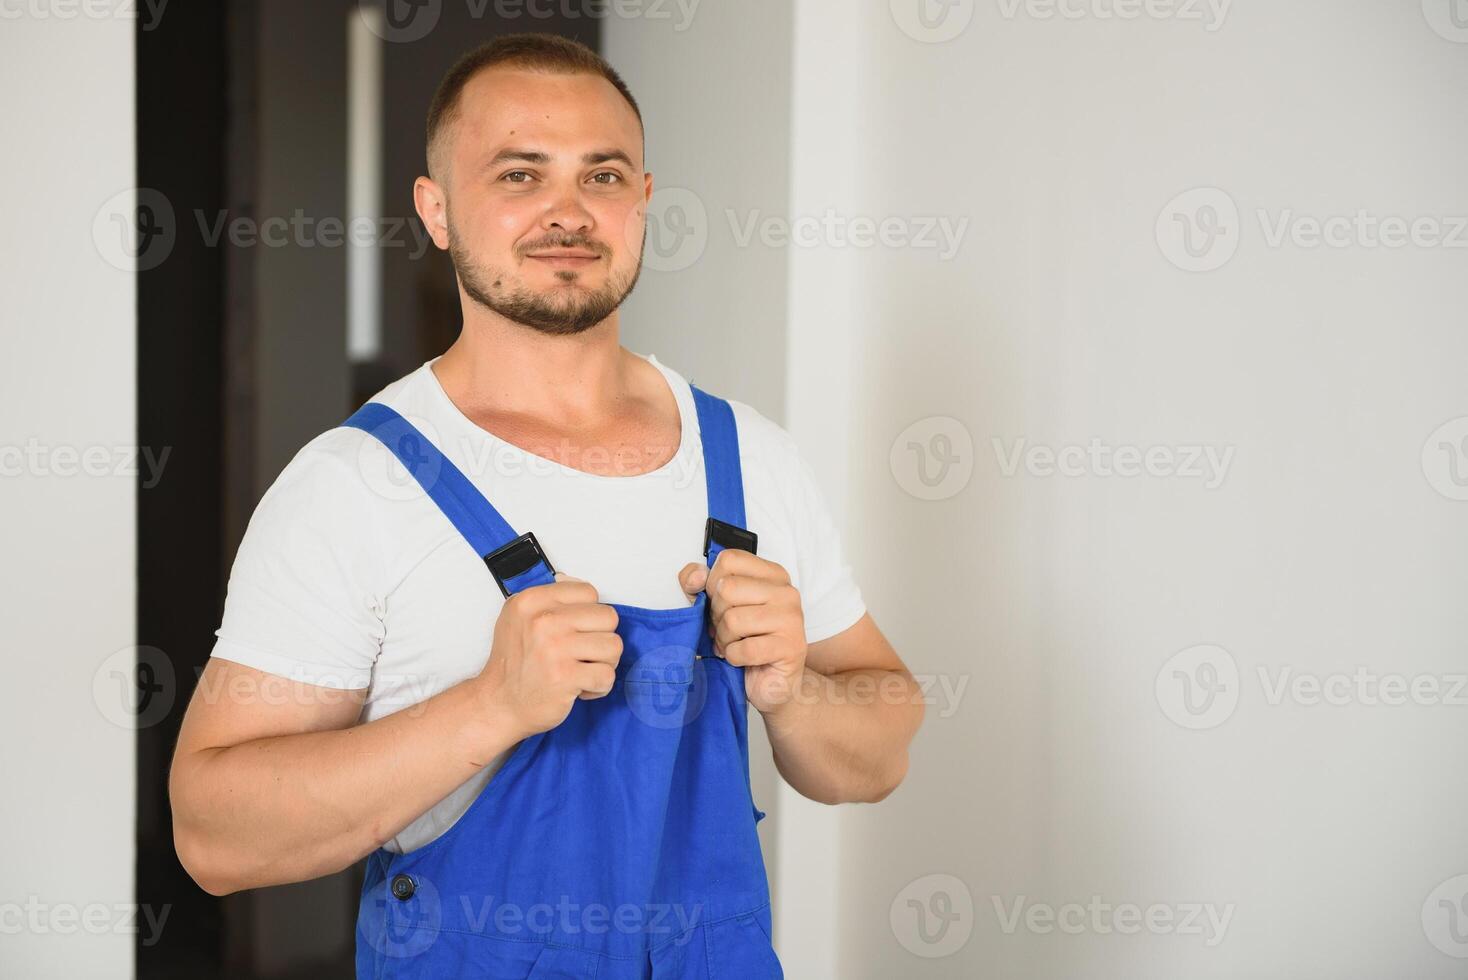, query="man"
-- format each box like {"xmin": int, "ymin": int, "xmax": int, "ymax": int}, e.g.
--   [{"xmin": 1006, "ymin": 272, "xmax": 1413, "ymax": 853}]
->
[{"xmin": 170, "ymin": 33, "xmax": 922, "ymax": 978}]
